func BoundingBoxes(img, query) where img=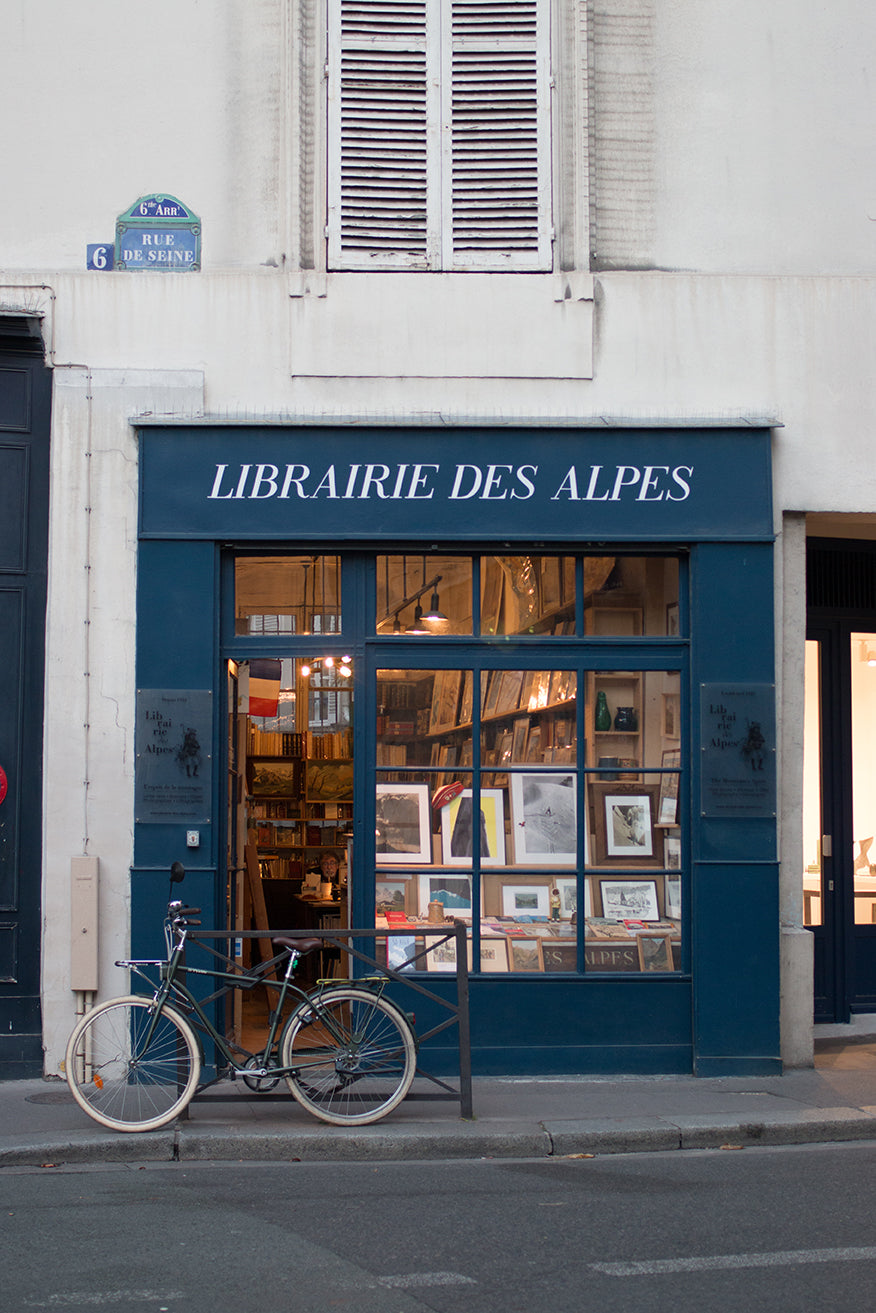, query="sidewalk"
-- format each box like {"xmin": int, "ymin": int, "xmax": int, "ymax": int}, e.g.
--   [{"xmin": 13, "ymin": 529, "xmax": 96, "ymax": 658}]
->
[{"xmin": 3, "ymin": 1023, "xmax": 876, "ymax": 1167}]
